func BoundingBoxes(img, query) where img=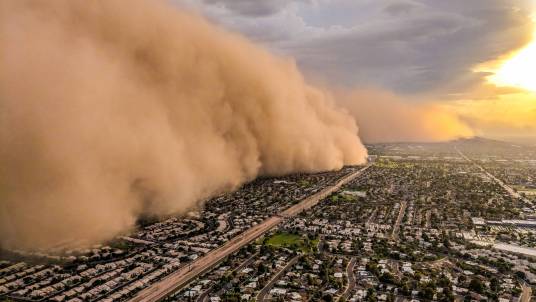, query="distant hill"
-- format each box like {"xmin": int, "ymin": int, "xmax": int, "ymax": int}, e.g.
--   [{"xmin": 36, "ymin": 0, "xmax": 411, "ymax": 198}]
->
[
  {"xmin": 452, "ymin": 136, "xmax": 520, "ymax": 147},
  {"xmin": 368, "ymin": 136, "xmax": 515, "ymax": 147},
  {"xmin": 448, "ymin": 136, "xmax": 536, "ymax": 159},
  {"xmin": 451, "ymin": 136, "xmax": 536, "ymax": 149},
  {"xmin": 367, "ymin": 136, "xmax": 536, "ymax": 158}
]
